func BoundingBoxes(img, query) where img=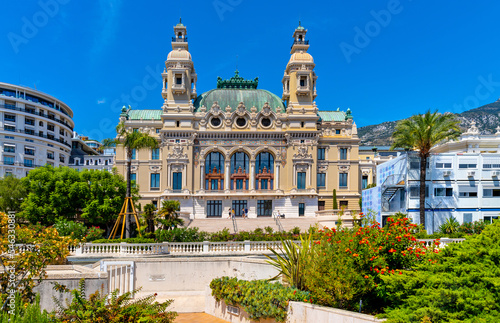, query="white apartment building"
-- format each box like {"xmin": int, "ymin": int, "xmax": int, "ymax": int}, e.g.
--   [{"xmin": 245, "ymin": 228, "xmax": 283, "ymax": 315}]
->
[
  {"xmin": 0, "ymin": 82, "xmax": 74, "ymax": 178},
  {"xmin": 69, "ymin": 133, "xmax": 115, "ymax": 172},
  {"xmin": 362, "ymin": 122, "xmax": 500, "ymax": 233}
]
